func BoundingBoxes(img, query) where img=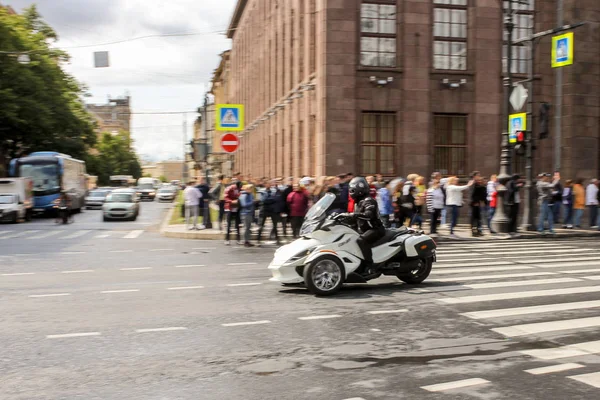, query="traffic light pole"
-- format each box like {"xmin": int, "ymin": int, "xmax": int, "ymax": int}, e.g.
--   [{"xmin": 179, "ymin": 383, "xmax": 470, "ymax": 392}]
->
[{"xmin": 513, "ymin": 21, "xmax": 585, "ymax": 231}]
